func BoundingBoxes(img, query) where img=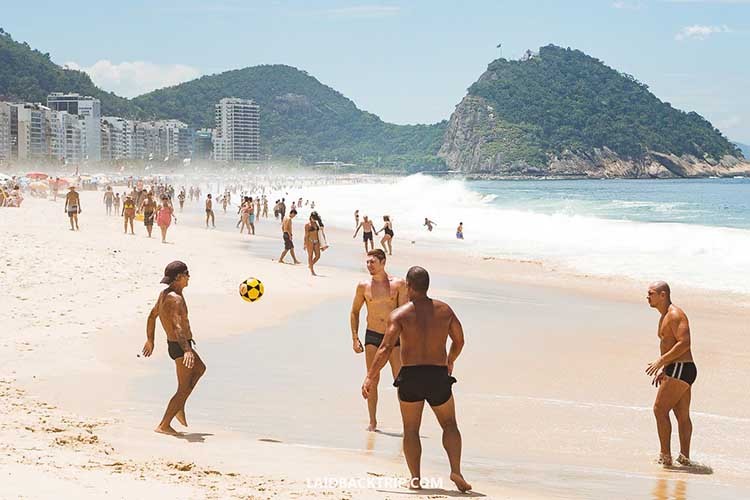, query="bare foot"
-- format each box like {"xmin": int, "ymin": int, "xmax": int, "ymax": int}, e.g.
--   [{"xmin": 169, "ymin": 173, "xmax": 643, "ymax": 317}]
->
[
  {"xmin": 656, "ymin": 453, "xmax": 673, "ymax": 467},
  {"xmin": 293, "ymin": 260, "xmax": 302, "ymax": 264},
  {"xmin": 676, "ymin": 453, "xmax": 692, "ymax": 466},
  {"xmin": 408, "ymin": 477, "xmax": 422, "ymax": 490},
  {"xmin": 366, "ymin": 423, "xmax": 377, "ymax": 432},
  {"xmin": 176, "ymin": 409, "xmax": 188, "ymax": 427},
  {"xmin": 154, "ymin": 425, "xmax": 180, "ymax": 436},
  {"xmin": 450, "ymin": 472, "xmax": 472, "ymax": 493}
]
